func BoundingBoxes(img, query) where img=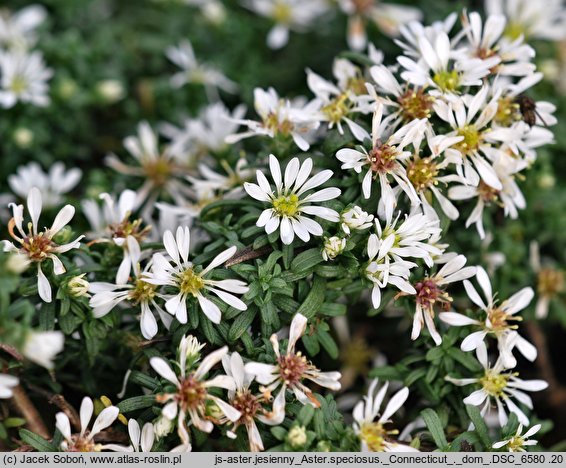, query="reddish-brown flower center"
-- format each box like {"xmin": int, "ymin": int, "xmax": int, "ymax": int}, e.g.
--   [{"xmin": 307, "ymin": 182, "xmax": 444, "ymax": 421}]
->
[
  {"xmin": 477, "ymin": 181, "xmax": 500, "ymax": 203},
  {"xmin": 414, "ymin": 279, "xmax": 451, "ymax": 311},
  {"xmin": 21, "ymin": 234, "xmax": 54, "ymax": 262},
  {"xmin": 368, "ymin": 144, "xmax": 398, "ymax": 174},
  {"xmin": 278, "ymin": 352, "xmax": 308, "ymax": 386},
  {"xmin": 397, "ymin": 88, "xmax": 434, "ymax": 121},
  {"xmin": 176, "ymin": 374, "xmax": 207, "ymax": 412},
  {"xmin": 108, "ymin": 218, "xmax": 151, "ymax": 243},
  {"xmin": 231, "ymin": 390, "xmax": 261, "ymax": 423},
  {"xmin": 67, "ymin": 433, "xmax": 96, "ymax": 452}
]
